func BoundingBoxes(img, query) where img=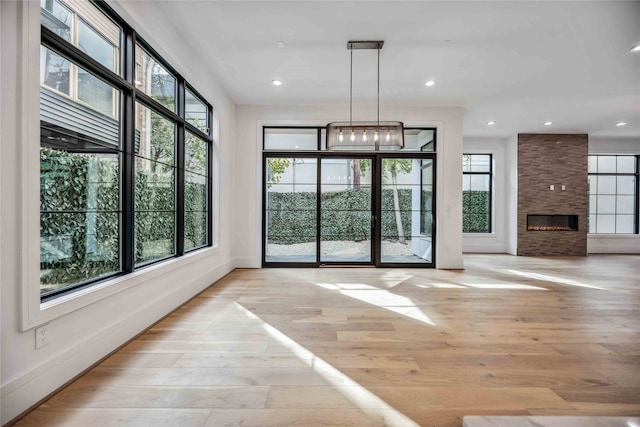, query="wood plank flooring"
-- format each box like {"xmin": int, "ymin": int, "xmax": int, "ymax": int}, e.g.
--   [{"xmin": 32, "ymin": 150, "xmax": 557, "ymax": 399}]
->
[{"xmin": 14, "ymin": 254, "xmax": 640, "ymax": 426}]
